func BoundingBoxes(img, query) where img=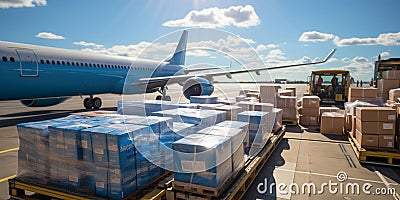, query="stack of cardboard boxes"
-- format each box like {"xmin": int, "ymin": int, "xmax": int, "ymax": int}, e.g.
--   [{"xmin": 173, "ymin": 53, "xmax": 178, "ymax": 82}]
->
[
  {"xmin": 379, "ymin": 70, "xmax": 400, "ymax": 101},
  {"xmin": 276, "ymin": 96, "xmax": 297, "ymax": 121},
  {"xmin": 298, "ymin": 96, "xmax": 320, "ymax": 126},
  {"xmin": 348, "ymin": 88, "xmax": 378, "ymax": 103},
  {"xmin": 260, "ymin": 85, "xmax": 279, "ymax": 105},
  {"xmin": 355, "ymin": 107, "xmax": 396, "ymax": 149}
]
